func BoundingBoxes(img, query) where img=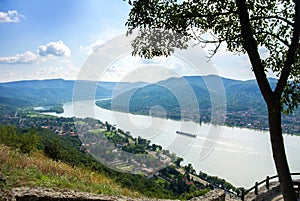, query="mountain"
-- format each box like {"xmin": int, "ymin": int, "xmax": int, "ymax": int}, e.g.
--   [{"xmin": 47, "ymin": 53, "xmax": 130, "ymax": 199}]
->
[
  {"xmin": 0, "ymin": 76, "xmax": 298, "ymax": 133},
  {"xmin": 0, "ymin": 79, "xmax": 146, "ymax": 105},
  {"xmin": 97, "ymin": 75, "xmax": 268, "ymax": 115},
  {"xmin": 96, "ymin": 75, "xmax": 299, "ymax": 134}
]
